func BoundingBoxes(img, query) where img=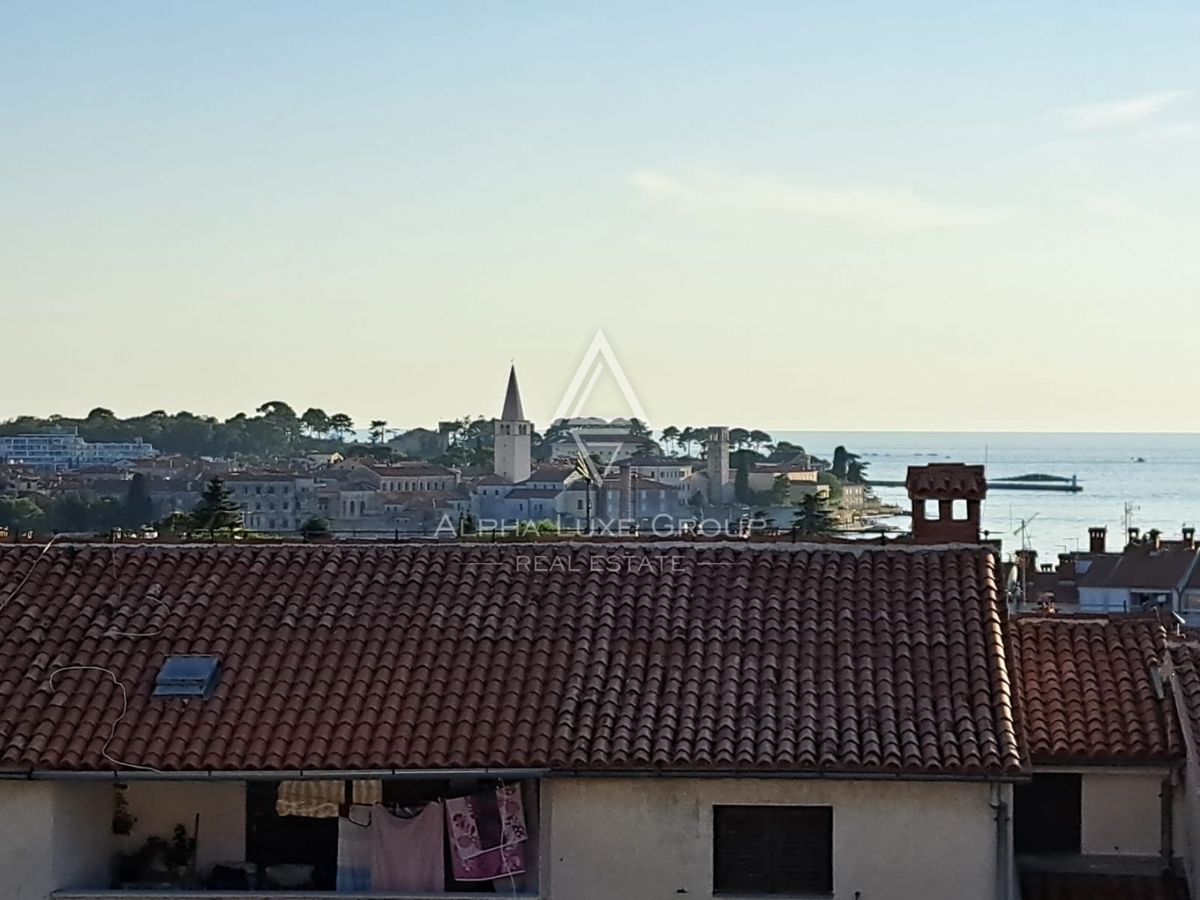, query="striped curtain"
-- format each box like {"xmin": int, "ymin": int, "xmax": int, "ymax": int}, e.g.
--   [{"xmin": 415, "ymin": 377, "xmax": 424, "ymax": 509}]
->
[{"xmin": 276, "ymin": 779, "xmax": 383, "ymax": 817}]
